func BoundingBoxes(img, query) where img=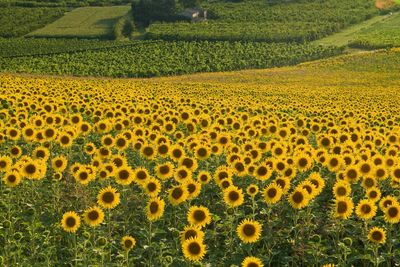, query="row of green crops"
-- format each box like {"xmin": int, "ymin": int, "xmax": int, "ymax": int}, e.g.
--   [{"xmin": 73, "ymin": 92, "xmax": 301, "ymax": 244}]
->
[
  {"xmin": 145, "ymin": 0, "xmax": 378, "ymax": 42},
  {"xmin": 0, "ymin": 7, "xmax": 66, "ymax": 37},
  {"xmin": 348, "ymin": 13, "xmax": 400, "ymax": 49},
  {"xmin": 0, "ymin": 41, "xmax": 343, "ymax": 78},
  {"xmin": 0, "ymin": 38, "xmax": 142, "ymax": 58}
]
